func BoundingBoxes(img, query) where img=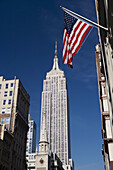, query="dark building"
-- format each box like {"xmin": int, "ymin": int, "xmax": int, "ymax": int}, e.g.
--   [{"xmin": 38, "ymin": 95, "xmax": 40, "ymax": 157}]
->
[{"xmin": 95, "ymin": 1, "xmax": 113, "ymax": 169}]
